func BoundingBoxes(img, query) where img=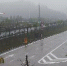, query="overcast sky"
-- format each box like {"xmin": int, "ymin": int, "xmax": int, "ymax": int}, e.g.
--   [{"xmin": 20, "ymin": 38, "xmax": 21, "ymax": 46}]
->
[
  {"xmin": 0, "ymin": 0, "xmax": 67, "ymax": 14},
  {"xmin": 27, "ymin": 0, "xmax": 67, "ymax": 12},
  {"xmin": 0, "ymin": 0, "xmax": 18, "ymax": 3}
]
